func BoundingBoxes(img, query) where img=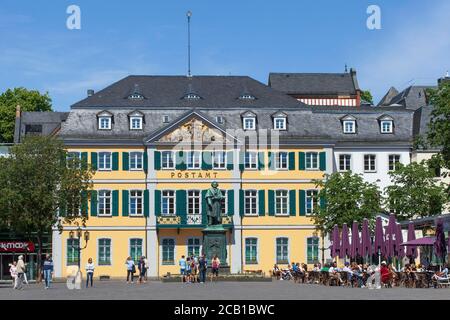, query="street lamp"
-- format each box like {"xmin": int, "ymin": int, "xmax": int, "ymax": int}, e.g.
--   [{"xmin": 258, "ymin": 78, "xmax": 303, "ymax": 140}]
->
[{"xmin": 69, "ymin": 226, "xmax": 90, "ymax": 271}]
